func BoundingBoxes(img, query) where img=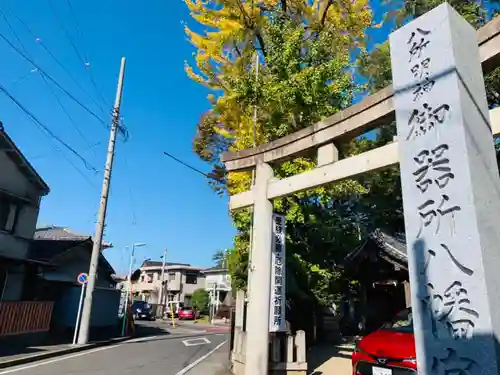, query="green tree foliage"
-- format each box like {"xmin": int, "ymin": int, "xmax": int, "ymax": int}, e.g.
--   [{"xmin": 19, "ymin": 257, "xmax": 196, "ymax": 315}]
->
[
  {"xmin": 184, "ymin": 0, "xmax": 374, "ymax": 308},
  {"xmin": 353, "ymin": 0, "xmax": 500, "ymax": 241},
  {"xmin": 191, "ymin": 288, "xmax": 210, "ymax": 312},
  {"xmin": 212, "ymin": 250, "xmax": 227, "ymax": 268},
  {"xmin": 358, "ymin": 0, "xmax": 500, "ymax": 102}
]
